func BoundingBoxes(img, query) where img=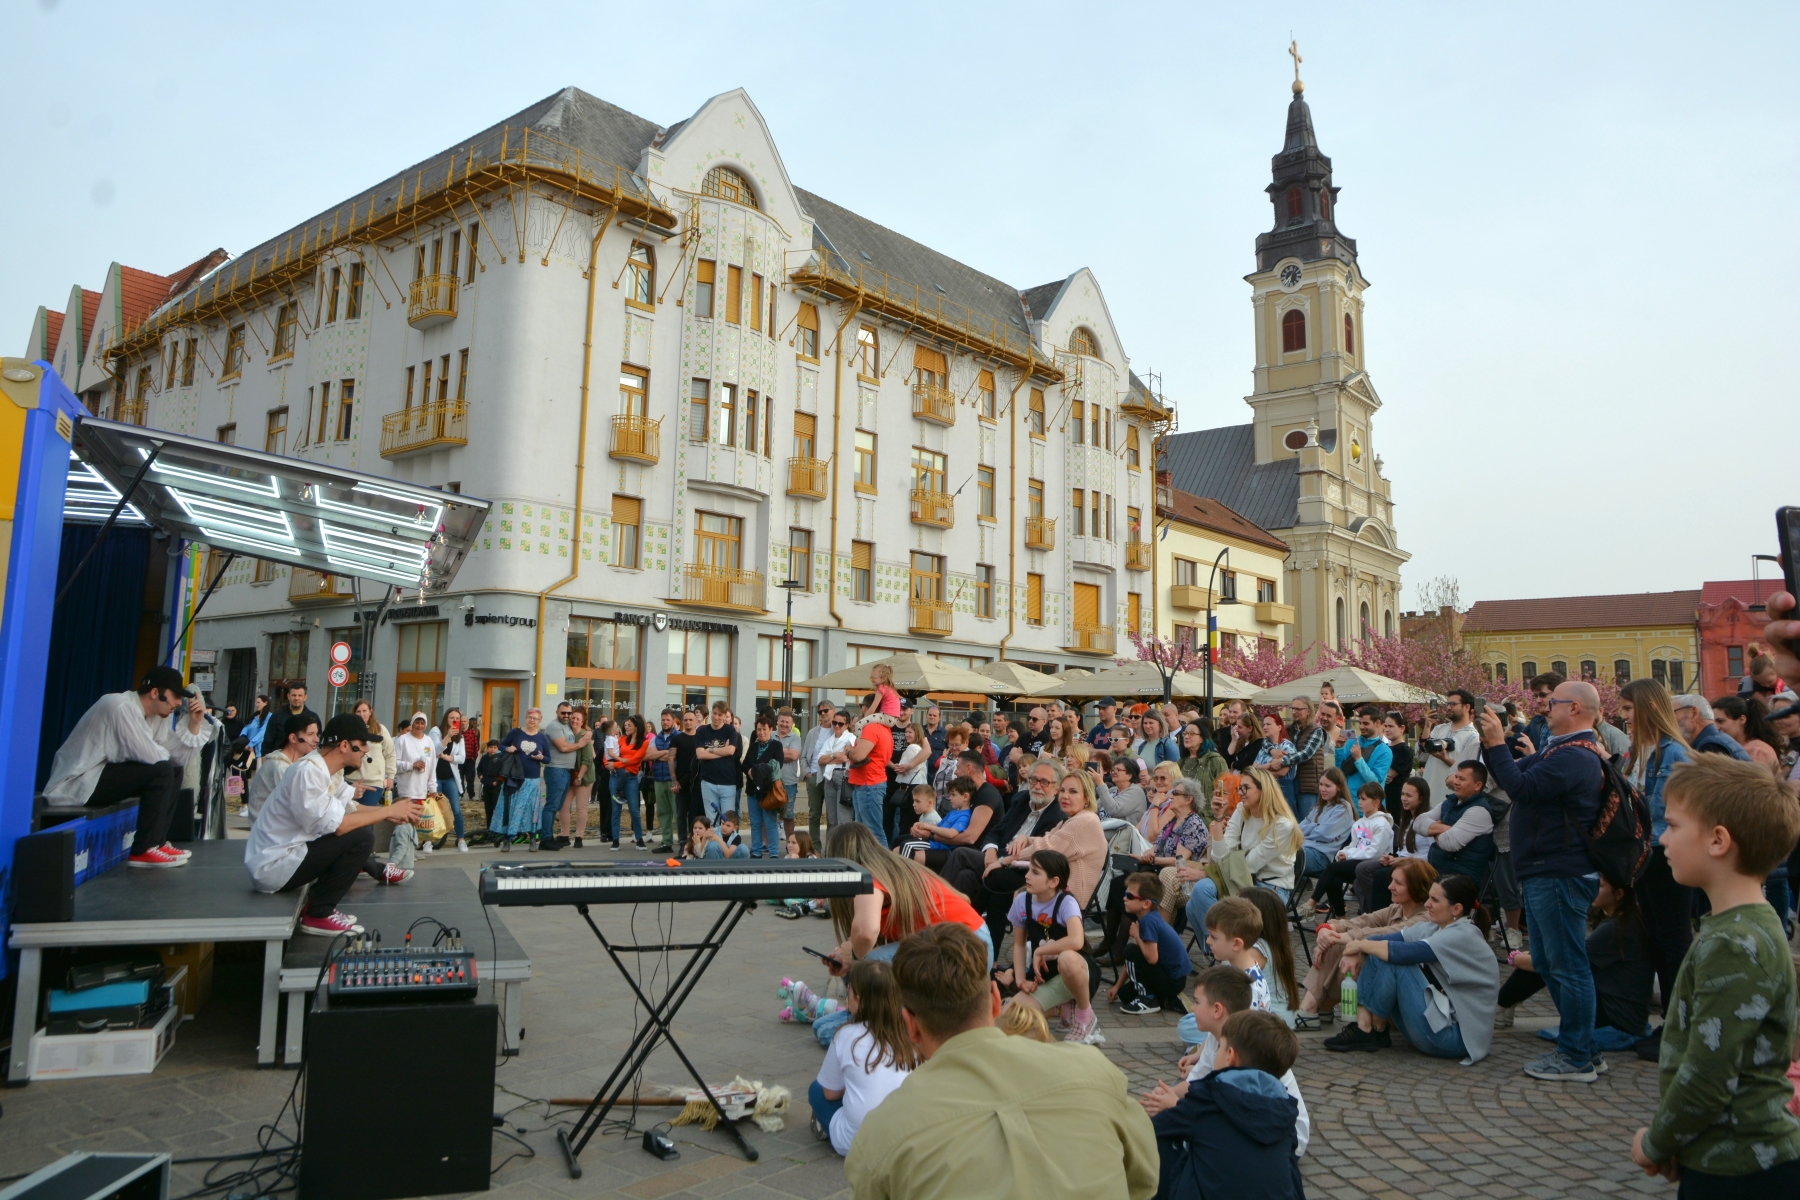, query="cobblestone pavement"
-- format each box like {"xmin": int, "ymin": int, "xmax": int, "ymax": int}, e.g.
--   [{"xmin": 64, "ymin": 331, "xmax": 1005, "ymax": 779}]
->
[{"xmin": 0, "ymin": 839, "xmax": 1673, "ymax": 1199}]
